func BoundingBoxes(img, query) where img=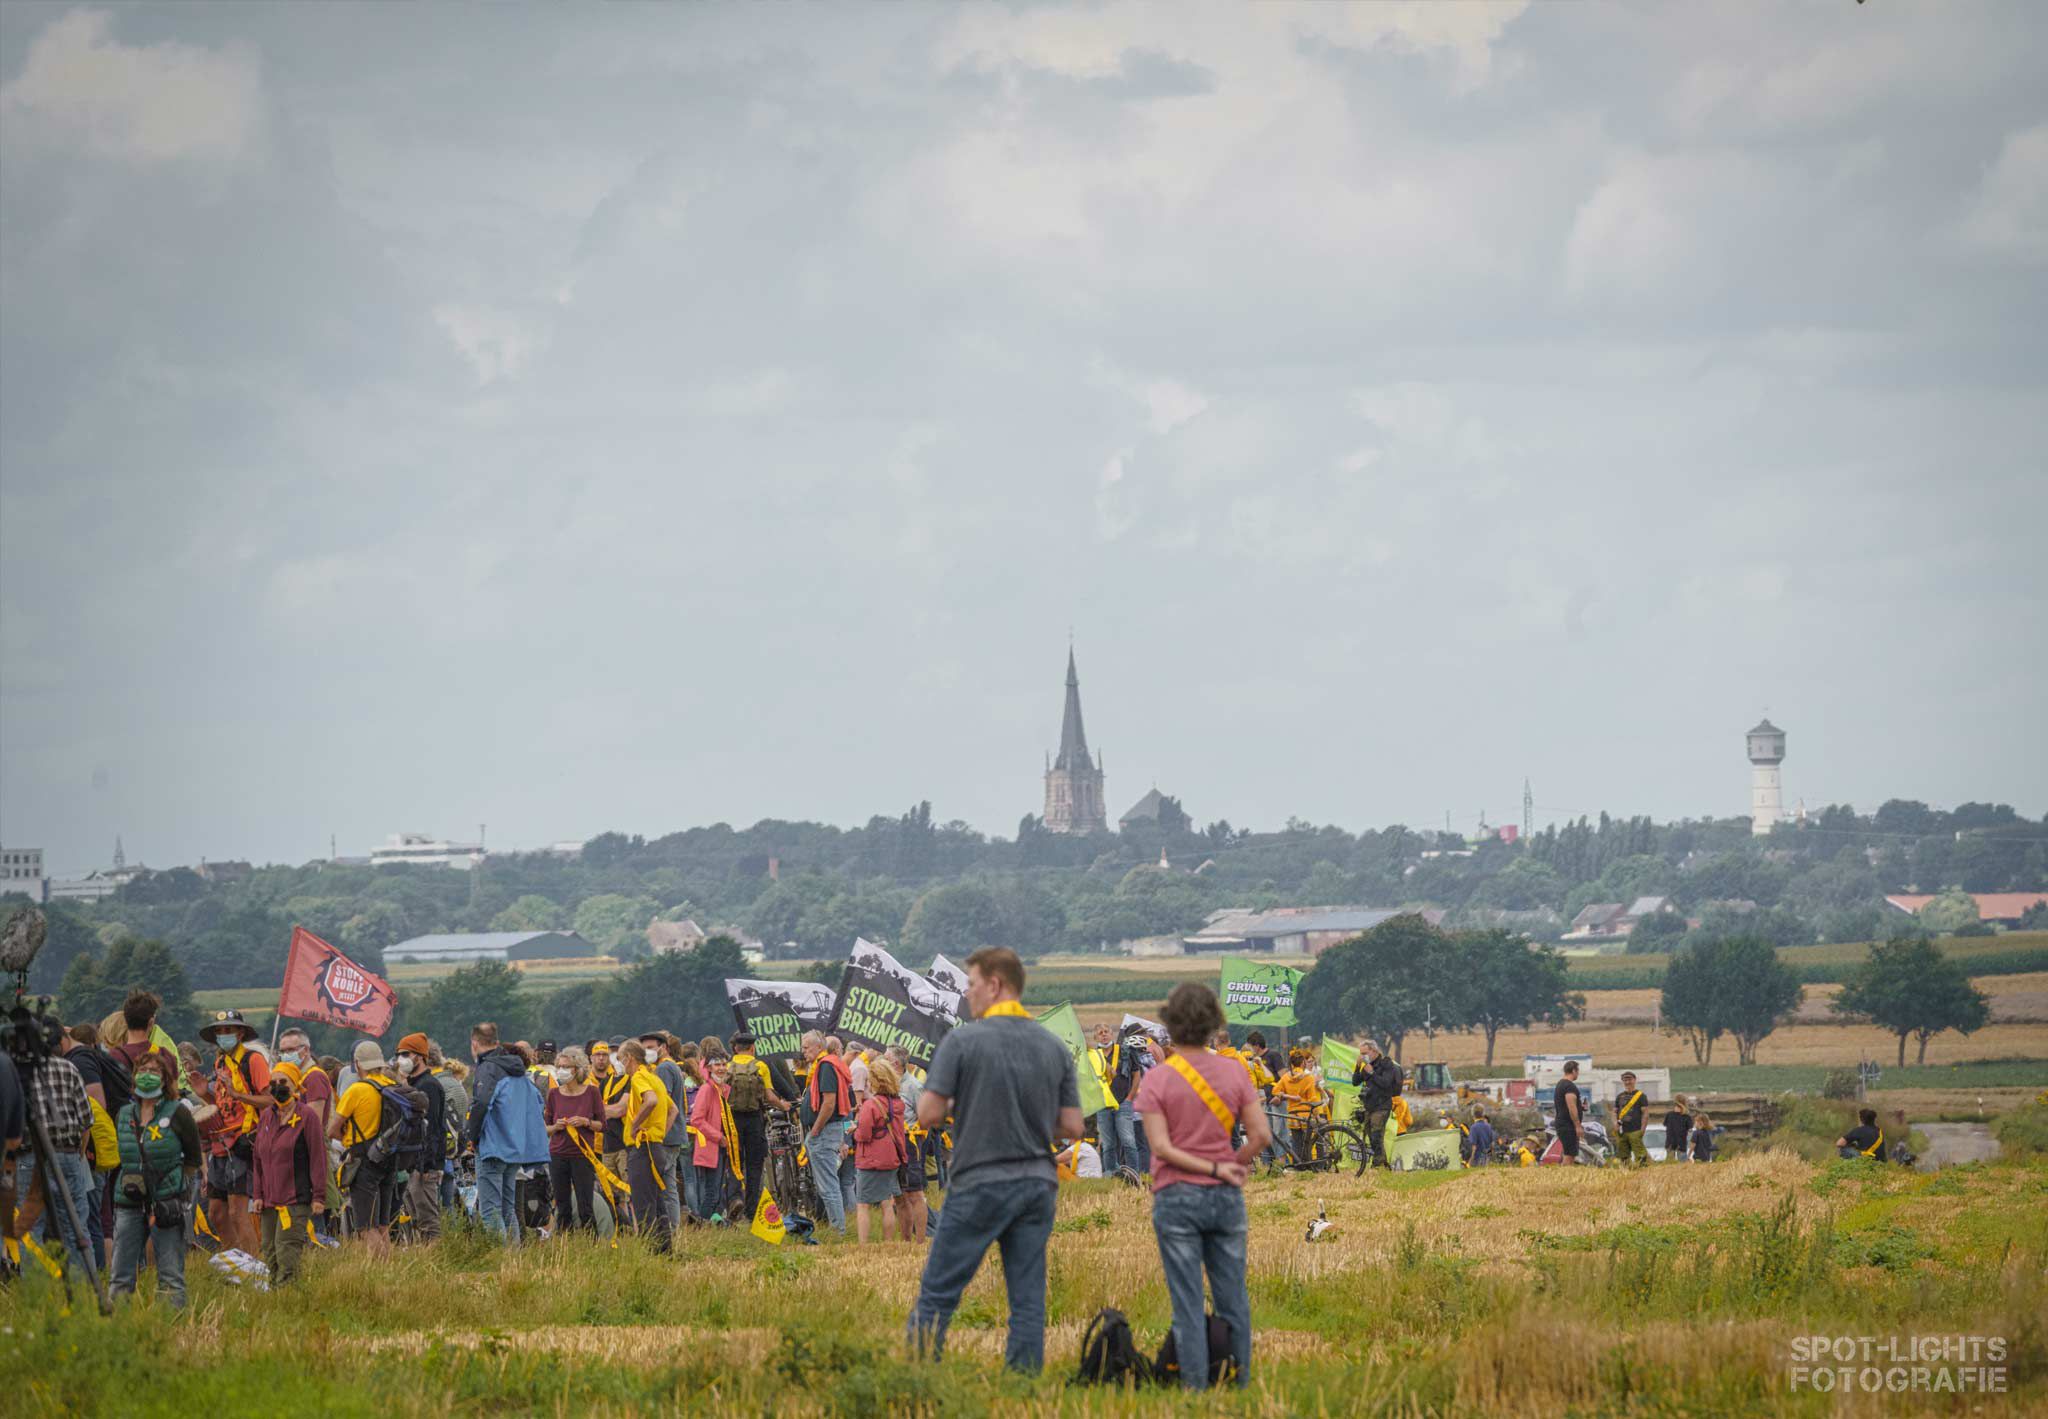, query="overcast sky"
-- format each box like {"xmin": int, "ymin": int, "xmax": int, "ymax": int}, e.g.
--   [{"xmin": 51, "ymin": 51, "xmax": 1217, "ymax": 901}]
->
[{"xmin": 3, "ymin": 3, "xmax": 2044, "ymax": 874}]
